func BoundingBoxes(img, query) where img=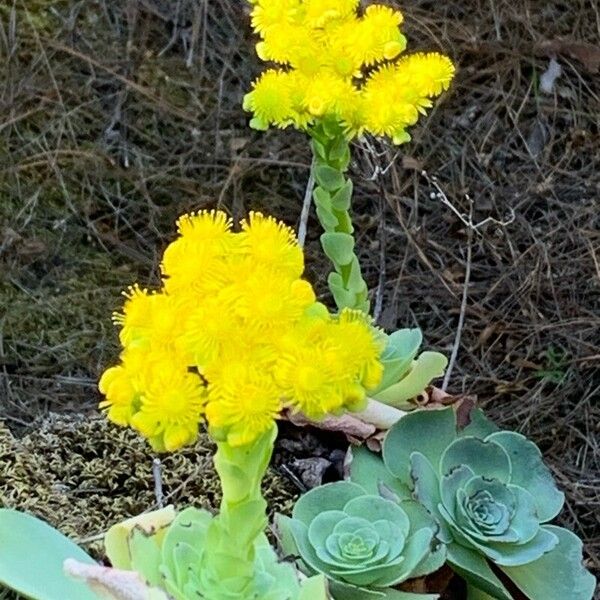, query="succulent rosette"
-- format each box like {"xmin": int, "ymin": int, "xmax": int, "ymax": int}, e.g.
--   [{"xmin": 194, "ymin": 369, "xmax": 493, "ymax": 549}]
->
[
  {"xmin": 351, "ymin": 407, "xmax": 596, "ymax": 600},
  {"xmin": 277, "ymin": 481, "xmax": 446, "ymax": 598}
]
